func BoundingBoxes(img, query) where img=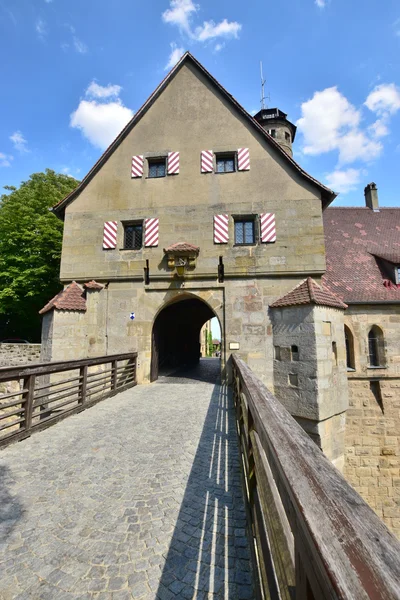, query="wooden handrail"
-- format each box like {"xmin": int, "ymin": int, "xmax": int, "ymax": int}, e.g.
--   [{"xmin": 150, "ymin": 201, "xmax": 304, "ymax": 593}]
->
[
  {"xmin": 0, "ymin": 352, "xmax": 137, "ymax": 448},
  {"xmin": 232, "ymin": 355, "xmax": 400, "ymax": 600}
]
